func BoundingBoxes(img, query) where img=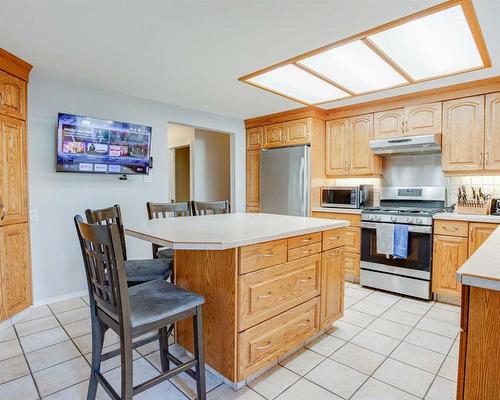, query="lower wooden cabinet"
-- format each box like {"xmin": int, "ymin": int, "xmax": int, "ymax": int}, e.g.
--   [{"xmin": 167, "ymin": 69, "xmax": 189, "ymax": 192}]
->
[
  {"xmin": 344, "ymin": 251, "xmax": 360, "ymax": 280},
  {"xmin": 432, "ymin": 234, "xmax": 468, "ymax": 302},
  {"xmin": 0, "ymin": 223, "xmax": 31, "ymax": 320},
  {"xmin": 468, "ymin": 222, "xmax": 497, "ymax": 256},
  {"xmin": 321, "ymin": 247, "xmax": 344, "ymax": 328}
]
